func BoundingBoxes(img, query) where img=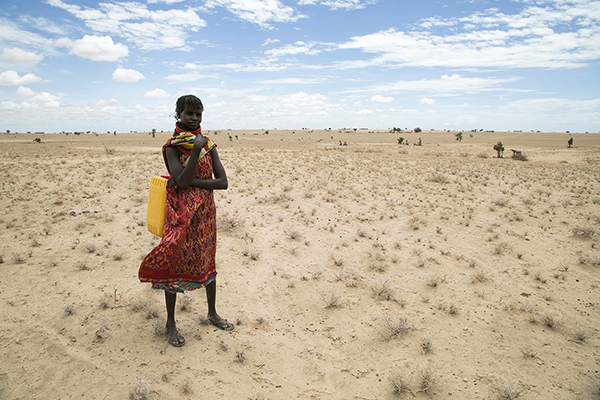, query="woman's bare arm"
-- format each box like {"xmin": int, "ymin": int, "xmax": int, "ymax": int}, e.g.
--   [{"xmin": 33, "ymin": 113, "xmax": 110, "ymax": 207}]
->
[{"xmin": 189, "ymin": 147, "xmax": 228, "ymax": 190}]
